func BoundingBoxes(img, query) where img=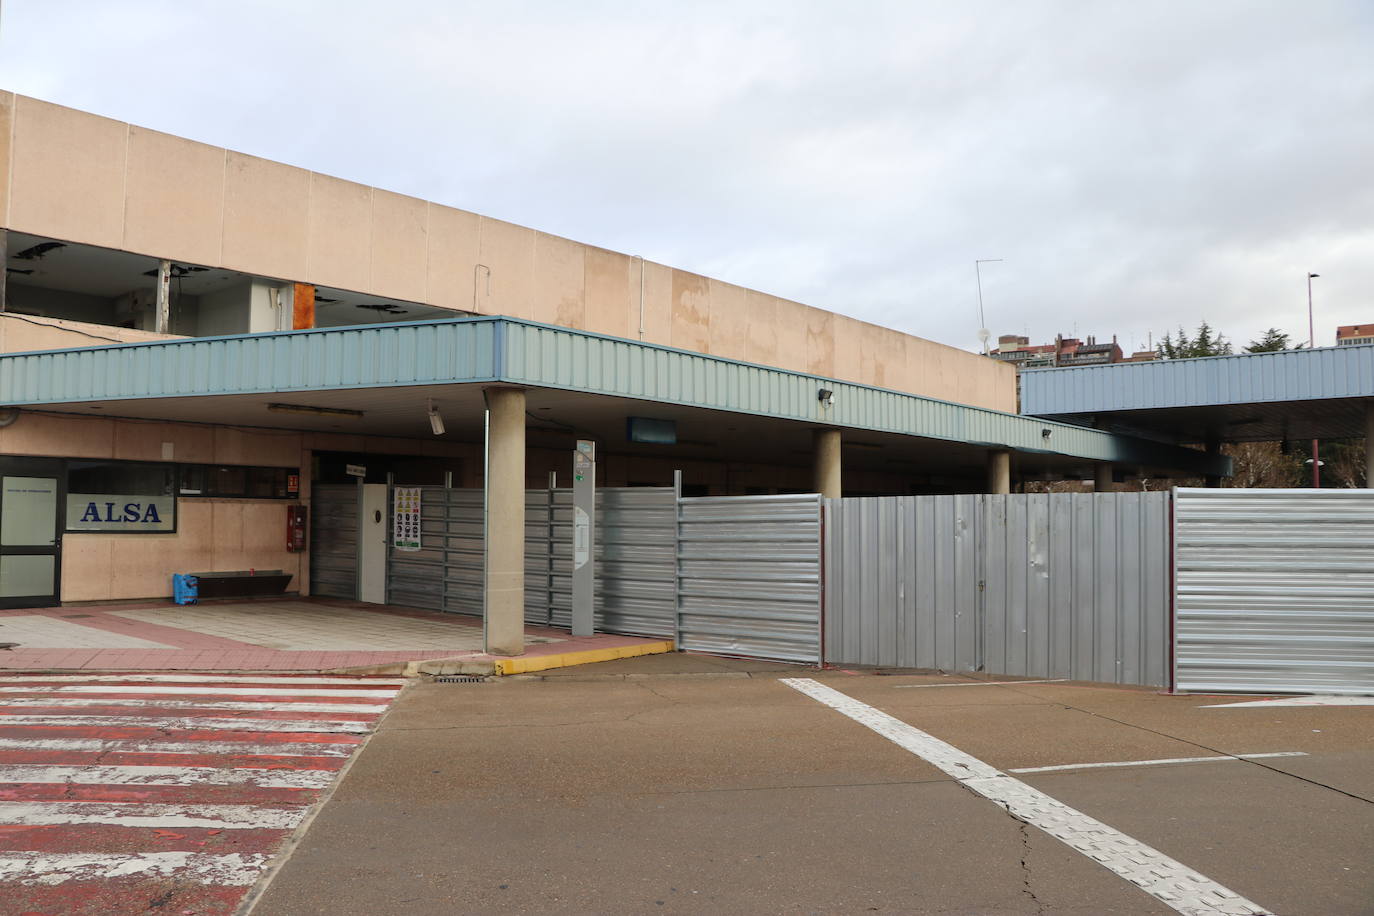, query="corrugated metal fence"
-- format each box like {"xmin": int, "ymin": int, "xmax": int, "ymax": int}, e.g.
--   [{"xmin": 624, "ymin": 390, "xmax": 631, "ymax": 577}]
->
[
  {"xmin": 1174, "ymin": 488, "xmax": 1374, "ymax": 695},
  {"xmin": 384, "ymin": 486, "xmax": 677, "ymax": 636},
  {"xmin": 542, "ymin": 487, "xmax": 677, "ymax": 636},
  {"xmin": 383, "ymin": 486, "xmax": 822, "ymax": 662},
  {"xmin": 677, "ymin": 494, "xmax": 823, "ymax": 663},
  {"xmin": 824, "ymin": 493, "xmax": 1172, "ymax": 686}
]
